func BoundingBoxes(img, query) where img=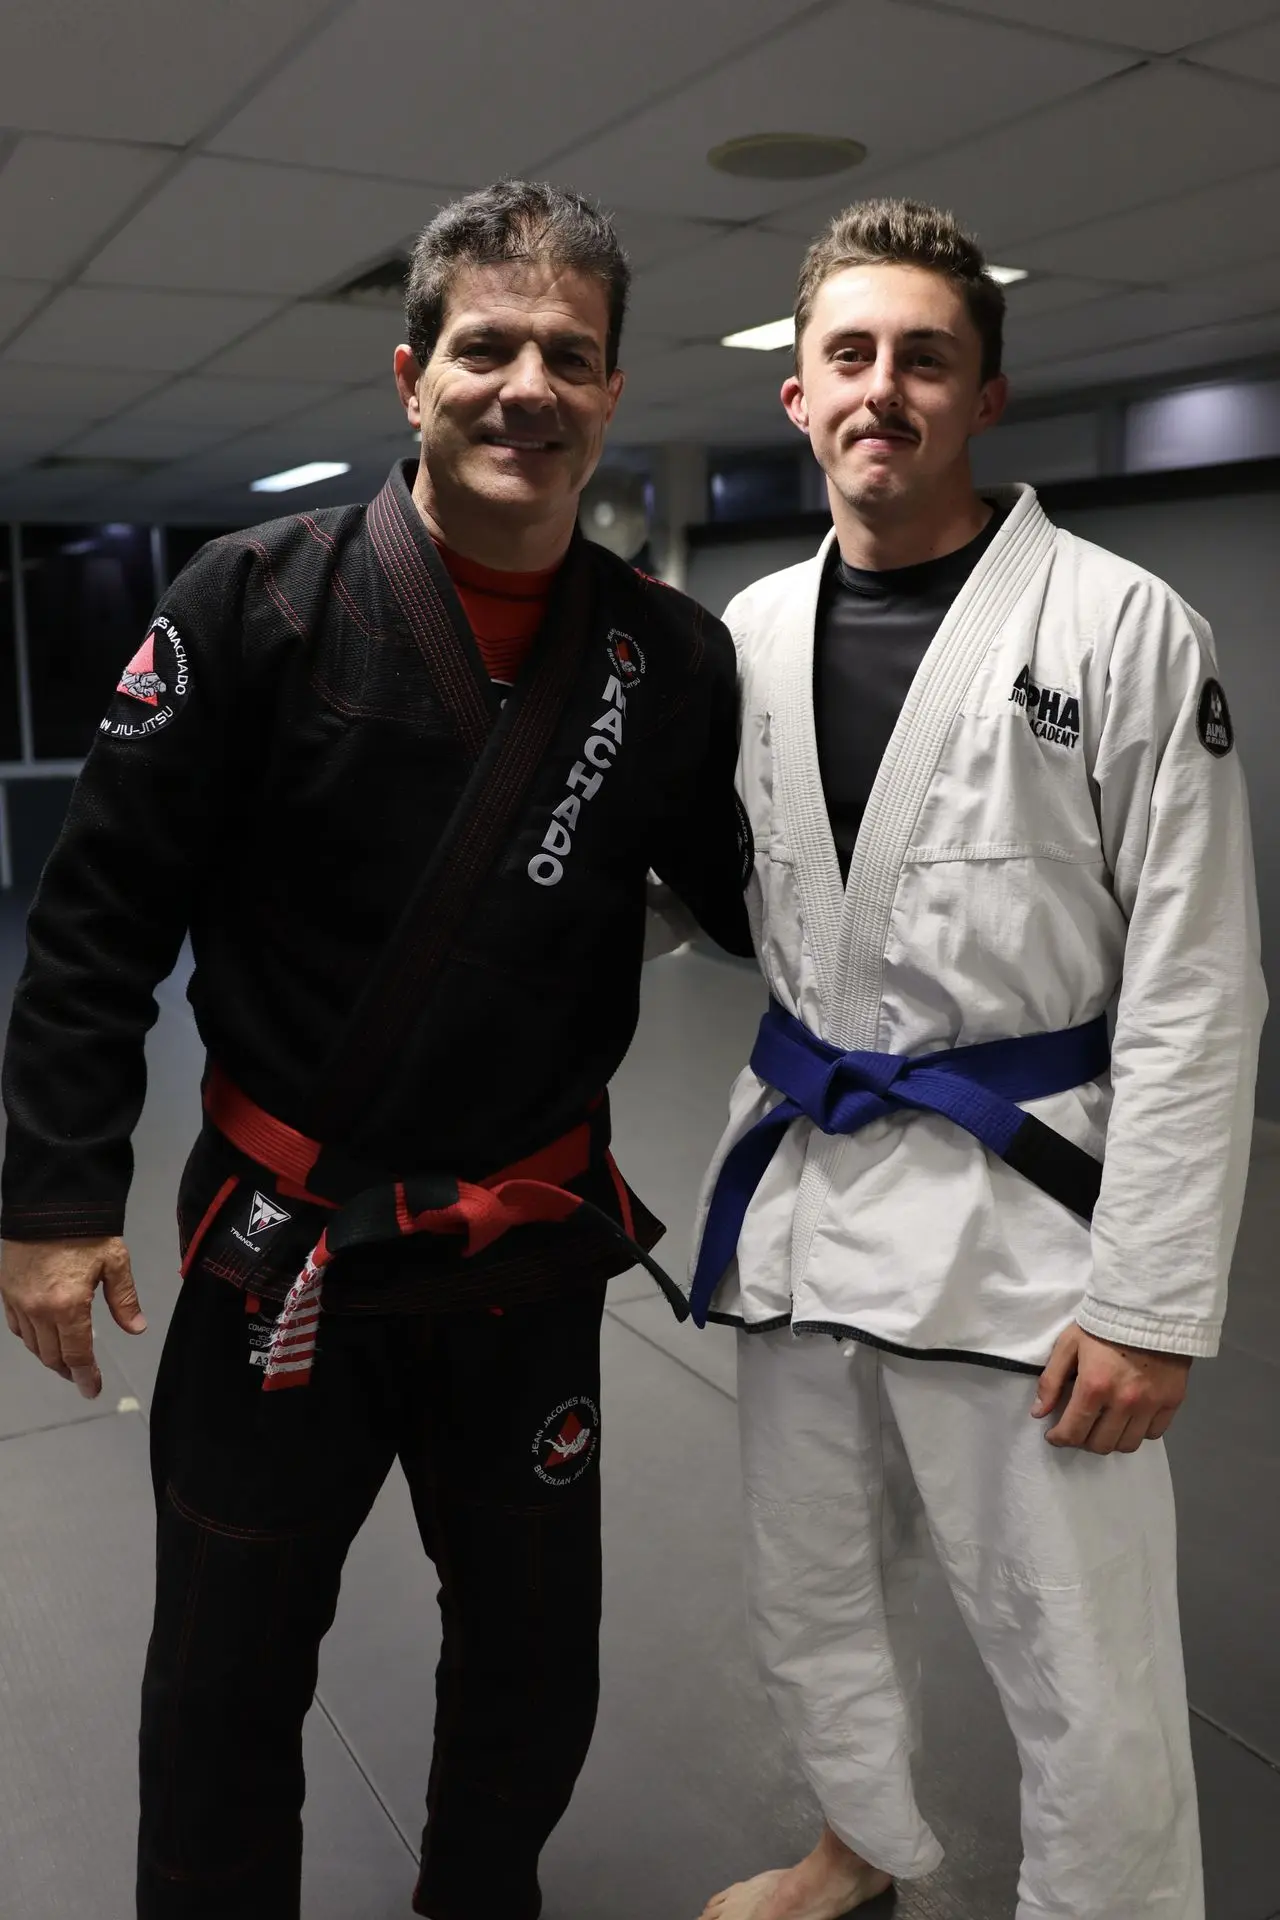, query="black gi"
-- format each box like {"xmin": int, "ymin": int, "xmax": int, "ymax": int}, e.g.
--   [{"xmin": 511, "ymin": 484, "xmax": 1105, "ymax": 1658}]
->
[{"xmin": 1, "ymin": 460, "xmax": 753, "ymax": 1920}]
